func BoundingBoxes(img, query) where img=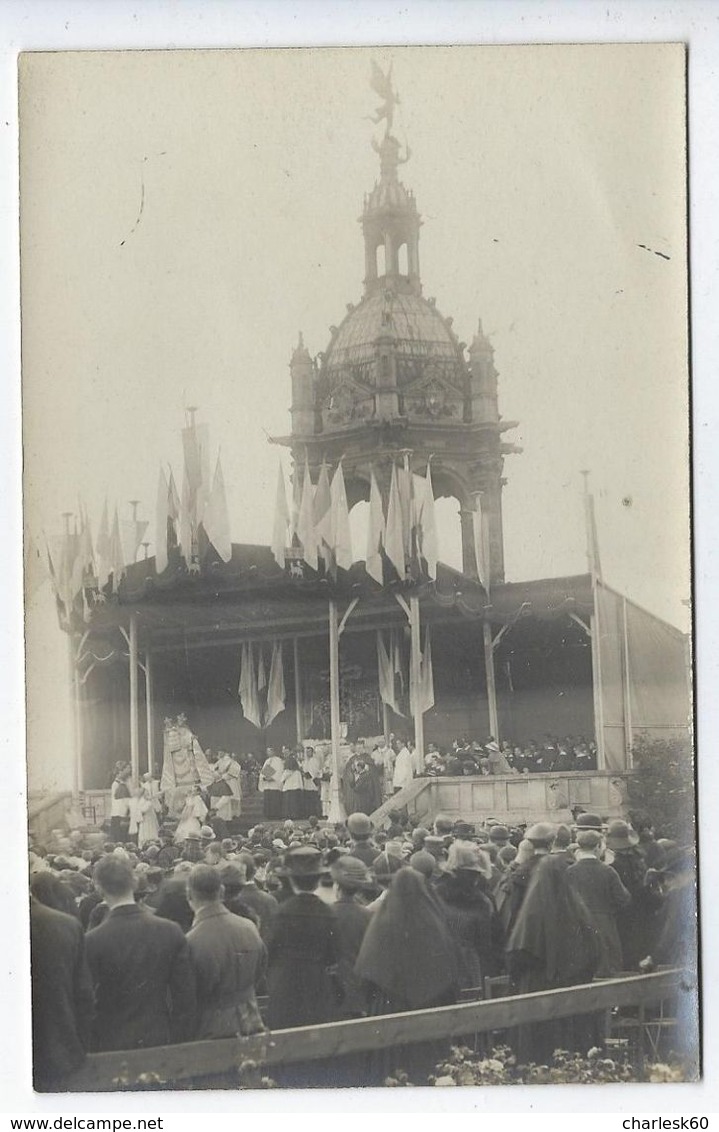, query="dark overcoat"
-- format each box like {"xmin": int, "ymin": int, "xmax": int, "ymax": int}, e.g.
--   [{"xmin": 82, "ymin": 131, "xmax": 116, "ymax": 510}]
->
[
  {"xmin": 30, "ymin": 898, "xmax": 95, "ymax": 1090},
  {"xmin": 265, "ymin": 892, "xmax": 338, "ymax": 1029},
  {"xmin": 85, "ymin": 903, "xmax": 196, "ymax": 1051}
]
